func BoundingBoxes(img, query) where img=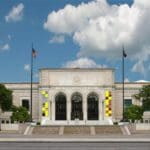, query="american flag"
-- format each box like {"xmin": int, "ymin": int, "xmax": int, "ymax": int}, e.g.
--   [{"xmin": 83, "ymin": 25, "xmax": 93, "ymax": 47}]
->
[
  {"xmin": 32, "ymin": 48, "xmax": 37, "ymax": 58},
  {"xmin": 123, "ymin": 50, "xmax": 127, "ymax": 57}
]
